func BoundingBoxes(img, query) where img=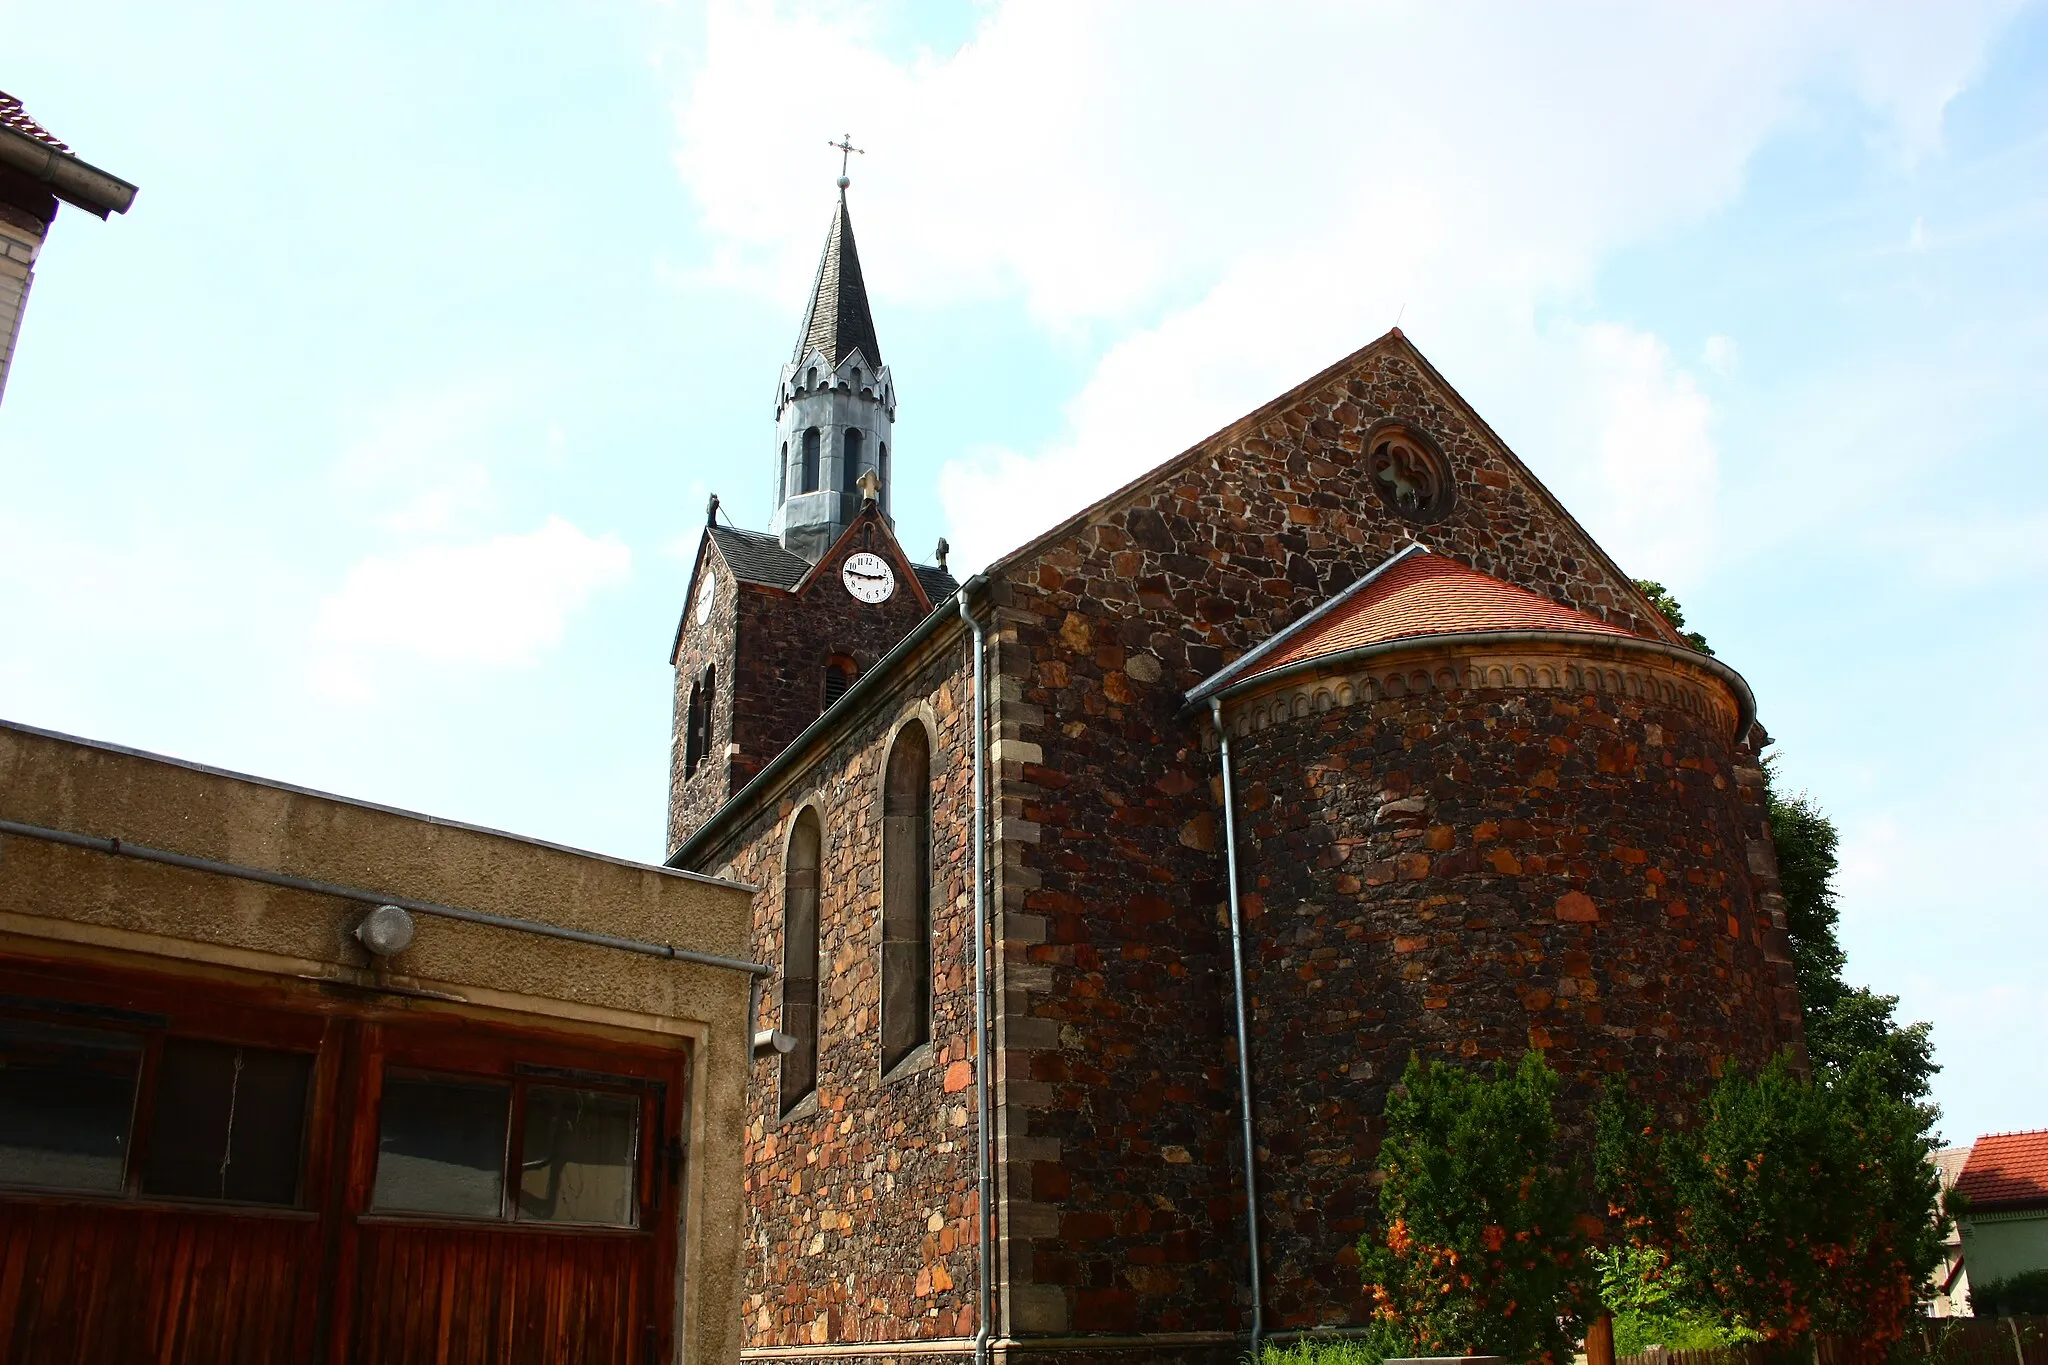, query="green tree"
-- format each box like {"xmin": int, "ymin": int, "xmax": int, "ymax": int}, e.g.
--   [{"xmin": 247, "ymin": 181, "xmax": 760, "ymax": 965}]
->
[
  {"xmin": 1632, "ymin": 579, "xmax": 1714, "ymax": 654},
  {"xmin": 1763, "ymin": 767, "xmax": 1938, "ymax": 1112},
  {"xmin": 1360, "ymin": 1051, "xmax": 1594, "ymax": 1365},
  {"xmin": 1595, "ymin": 1058, "xmax": 1946, "ymax": 1363}
]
